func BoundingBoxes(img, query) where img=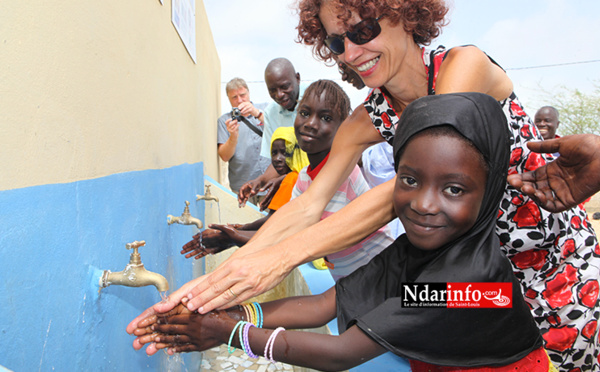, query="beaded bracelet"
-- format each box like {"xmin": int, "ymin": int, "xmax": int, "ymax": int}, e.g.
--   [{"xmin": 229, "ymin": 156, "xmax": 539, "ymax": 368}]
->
[
  {"xmin": 241, "ymin": 322, "xmax": 259, "ymax": 358},
  {"xmin": 264, "ymin": 327, "xmax": 285, "ymax": 363},
  {"xmin": 252, "ymin": 302, "xmax": 263, "ymax": 328},
  {"xmin": 228, "ymin": 320, "xmax": 246, "ymax": 354}
]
